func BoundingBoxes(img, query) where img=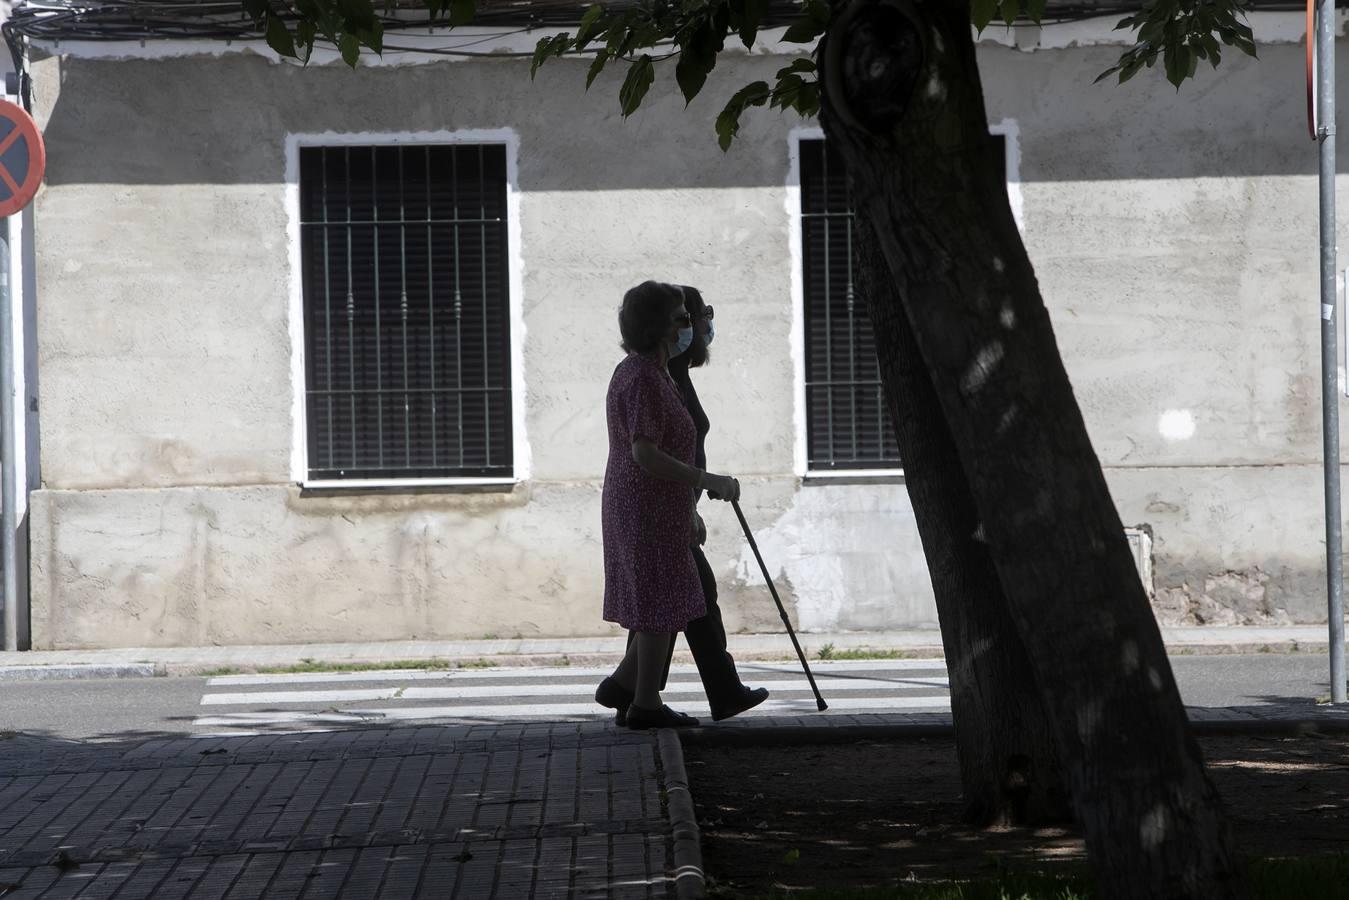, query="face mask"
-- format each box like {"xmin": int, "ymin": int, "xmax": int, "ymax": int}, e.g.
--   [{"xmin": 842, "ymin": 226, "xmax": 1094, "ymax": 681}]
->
[
  {"xmin": 672, "ymin": 326, "xmax": 693, "ymax": 356},
  {"xmin": 703, "ymin": 321, "xmax": 715, "ymax": 347}
]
